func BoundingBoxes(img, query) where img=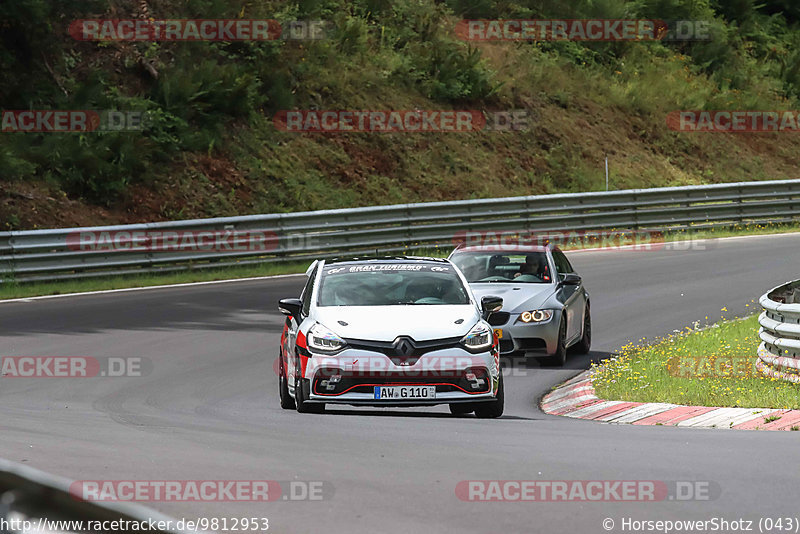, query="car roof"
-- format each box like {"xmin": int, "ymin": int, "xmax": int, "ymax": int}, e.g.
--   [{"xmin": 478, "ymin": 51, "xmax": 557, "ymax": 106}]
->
[
  {"xmin": 450, "ymin": 244, "xmax": 551, "ymax": 254},
  {"xmin": 323, "ymin": 255, "xmax": 450, "ymax": 266}
]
